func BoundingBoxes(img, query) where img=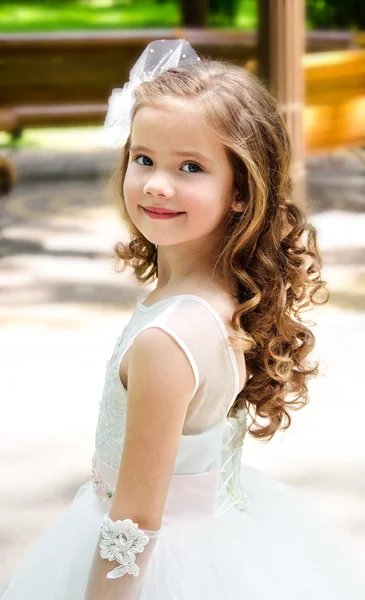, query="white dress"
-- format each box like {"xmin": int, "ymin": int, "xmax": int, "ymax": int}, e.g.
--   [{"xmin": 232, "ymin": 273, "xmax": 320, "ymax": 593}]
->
[{"xmin": 1, "ymin": 293, "xmax": 364, "ymax": 599}]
